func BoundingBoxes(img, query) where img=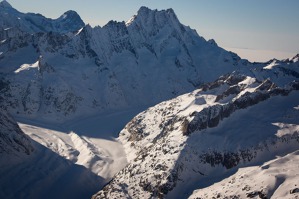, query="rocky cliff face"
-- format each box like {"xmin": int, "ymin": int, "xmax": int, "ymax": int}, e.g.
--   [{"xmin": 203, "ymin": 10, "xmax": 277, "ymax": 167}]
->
[
  {"xmin": 0, "ymin": 107, "xmax": 34, "ymax": 156},
  {"xmin": 93, "ymin": 59, "xmax": 299, "ymax": 198}
]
